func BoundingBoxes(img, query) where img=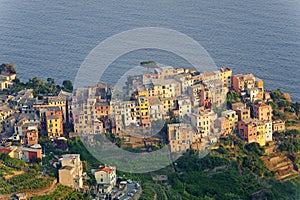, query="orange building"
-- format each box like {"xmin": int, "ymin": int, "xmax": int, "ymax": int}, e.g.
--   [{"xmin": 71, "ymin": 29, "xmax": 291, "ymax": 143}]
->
[
  {"xmin": 95, "ymin": 102, "xmax": 110, "ymax": 119},
  {"xmin": 232, "ymin": 102, "xmax": 251, "ymax": 121},
  {"xmin": 24, "ymin": 125, "xmax": 39, "ymax": 146},
  {"xmin": 238, "ymin": 119, "xmax": 257, "ymax": 143},
  {"xmin": 232, "ymin": 74, "xmax": 255, "ymax": 92},
  {"xmin": 252, "ymin": 102, "xmax": 272, "ymax": 121}
]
